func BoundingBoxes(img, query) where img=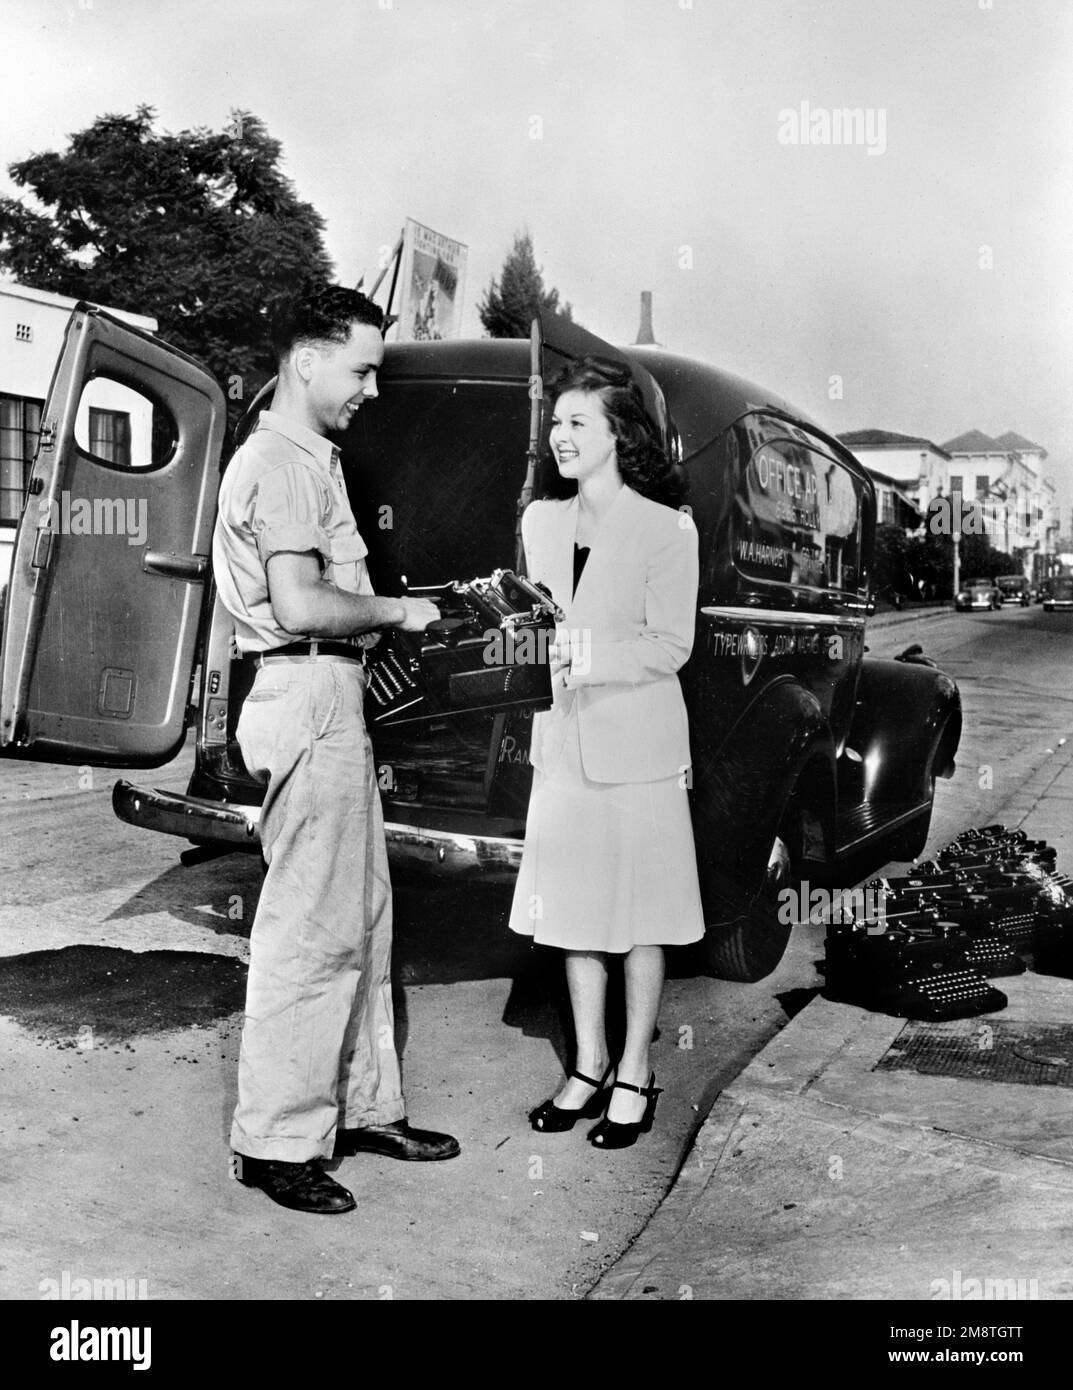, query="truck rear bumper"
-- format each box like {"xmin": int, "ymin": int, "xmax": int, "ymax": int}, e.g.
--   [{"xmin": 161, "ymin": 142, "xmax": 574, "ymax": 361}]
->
[
  {"xmin": 111, "ymin": 779, "xmax": 524, "ymax": 878},
  {"xmin": 113, "ymin": 779, "xmax": 262, "ymax": 845}
]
